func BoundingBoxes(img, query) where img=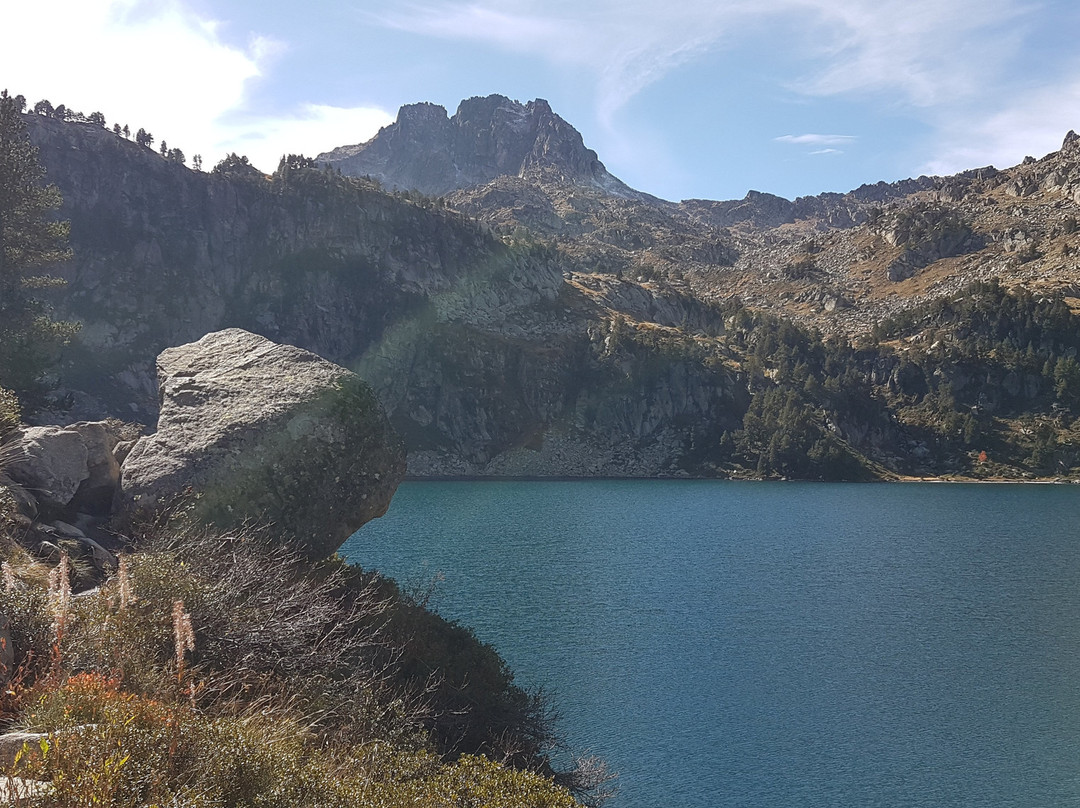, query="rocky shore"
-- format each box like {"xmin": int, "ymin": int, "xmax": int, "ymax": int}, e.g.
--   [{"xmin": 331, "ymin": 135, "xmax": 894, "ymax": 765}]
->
[{"xmin": 1, "ymin": 329, "xmax": 405, "ymax": 570}]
